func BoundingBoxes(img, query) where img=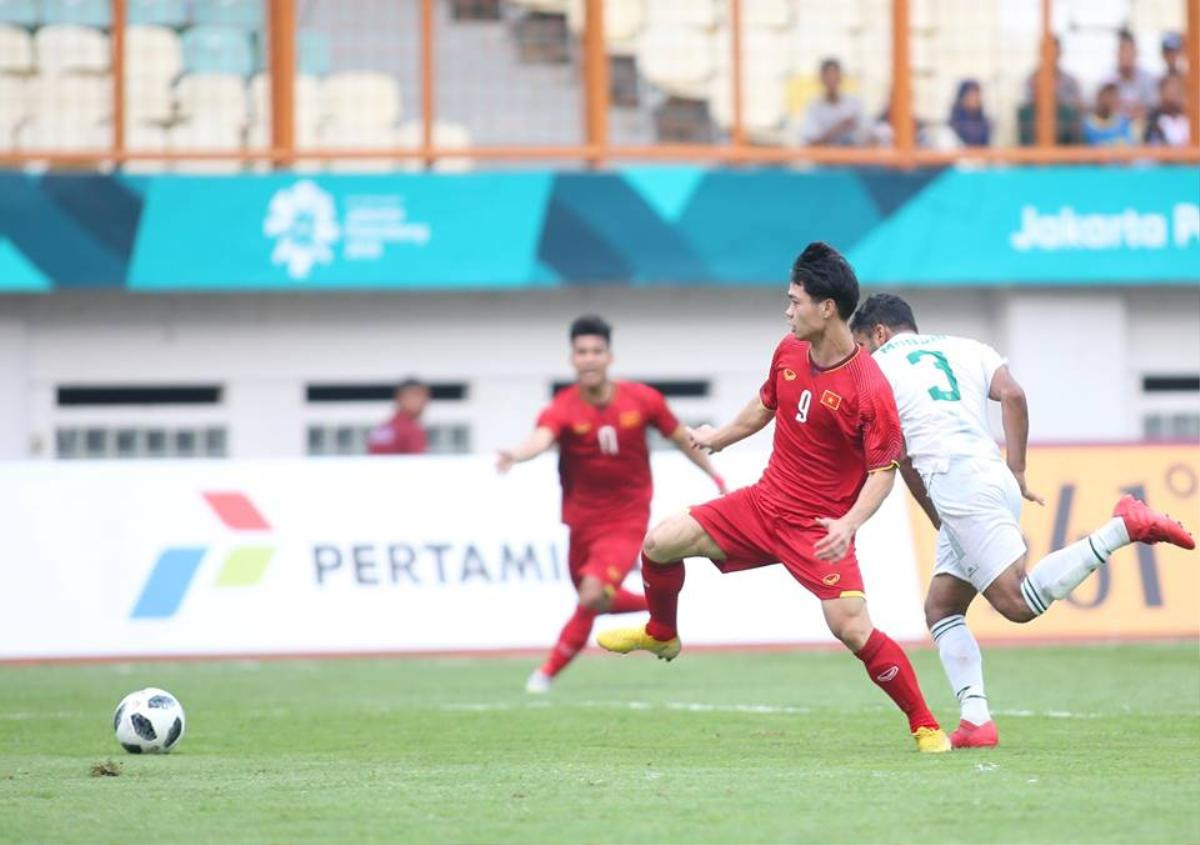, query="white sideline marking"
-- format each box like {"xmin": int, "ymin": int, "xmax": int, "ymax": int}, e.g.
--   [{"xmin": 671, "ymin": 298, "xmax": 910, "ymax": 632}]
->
[{"xmin": 440, "ymin": 700, "xmax": 810, "ymax": 715}]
